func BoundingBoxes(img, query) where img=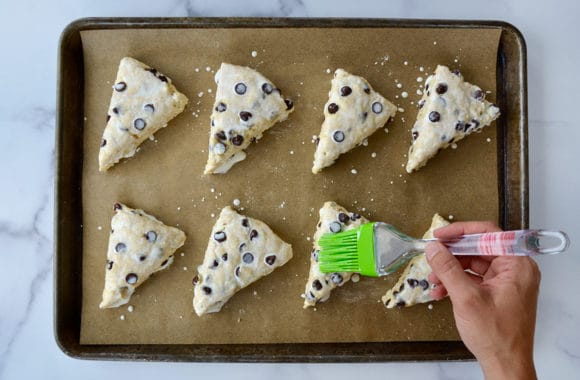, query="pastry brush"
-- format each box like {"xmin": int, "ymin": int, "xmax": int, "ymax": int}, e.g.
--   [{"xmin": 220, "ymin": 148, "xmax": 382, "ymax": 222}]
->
[{"xmin": 317, "ymin": 222, "xmax": 570, "ymax": 277}]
